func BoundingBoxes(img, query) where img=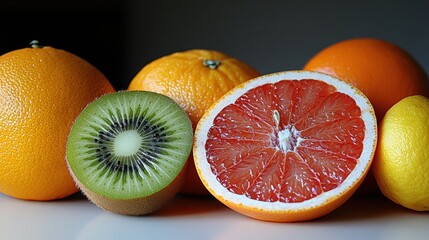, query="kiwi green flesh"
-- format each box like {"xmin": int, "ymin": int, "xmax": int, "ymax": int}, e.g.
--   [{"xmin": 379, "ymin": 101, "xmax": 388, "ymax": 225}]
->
[
  {"xmin": 66, "ymin": 91, "xmax": 193, "ymax": 200},
  {"xmin": 71, "ymin": 161, "xmax": 187, "ymax": 215}
]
